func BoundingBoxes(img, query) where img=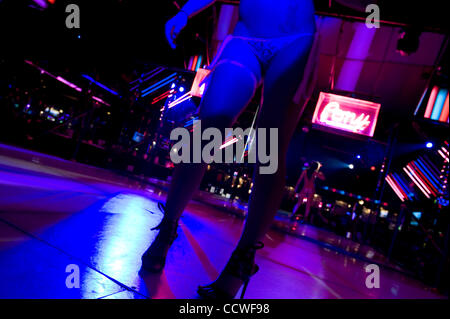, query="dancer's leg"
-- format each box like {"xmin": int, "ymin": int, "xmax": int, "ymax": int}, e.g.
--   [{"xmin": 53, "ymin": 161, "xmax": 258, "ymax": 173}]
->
[
  {"xmin": 211, "ymin": 34, "xmax": 315, "ymax": 292},
  {"xmin": 142, "ymin": 38, "xmax": 262, "ymax": 272},
  {"xmin": 161, "ymin": 38, "xmax": 262, "ymax": 223},
  {"xmin": 292, "ymin": 197, "xmax": 303, "ymax": 218},
  {"xmin": 237, "ymin": 34, "xmax": 315, "ymax": 248},
  {"xmin": 303, "ymin": 193, "xmax": 313, "ymax": 222}
]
